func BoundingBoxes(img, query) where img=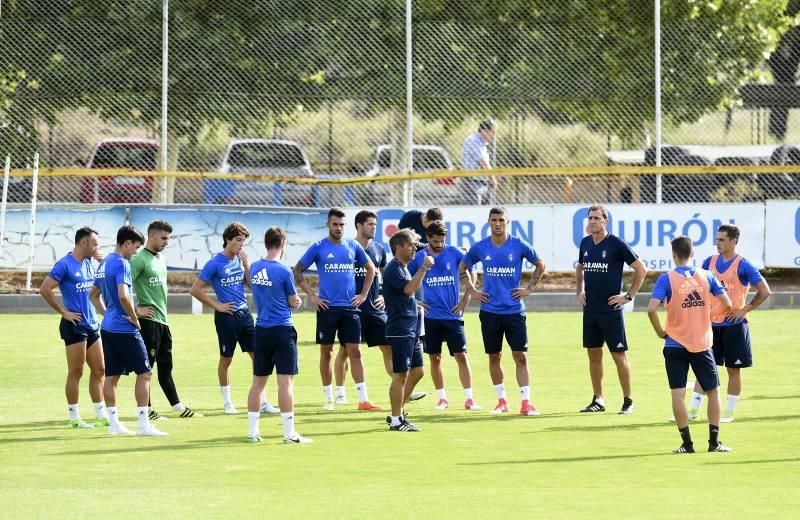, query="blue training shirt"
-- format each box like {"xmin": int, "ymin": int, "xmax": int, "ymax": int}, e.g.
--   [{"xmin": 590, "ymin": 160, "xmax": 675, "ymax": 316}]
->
[
  {"xmin": 198, "ymin": 252, "xmax": 249, "ymax": 311},
  {"xmin": 49, "ymin": 252, "xmax": 99, "ymax": 330},
  {"xmin": 298, "ymin": 238, "xmax": 369, "ymax": 308},
  {"xmin": 356, "ymin": 240, "xmax": 387, "ymax": 316},
  {"xmin": 94, "ymin": 252, "xmax": 137, "ymax": 333},
  {"xmin": 463, "ymin": 235, "xmax": 539, "ymax": 314},
  {"xmin": 701, "ymin": 255, "xmax": 763, "ymax": 327},
  {"xmin": 579, "ymin": 234, "xmax": 638, "ymax": 313},
  {"xmin": 409, "ymin": 246, "xmax": 465, "ymax": 321},
  {"xmin": 652, "ymin": 266, "xmax": 725, "ymax": 349},
  {"xmin": 250, "ymin": 259, "xmax": 296, "ymax": 328},
  {"xmin": 383, "ymin": 258, "xmax": 419, "ymax": 337}
]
